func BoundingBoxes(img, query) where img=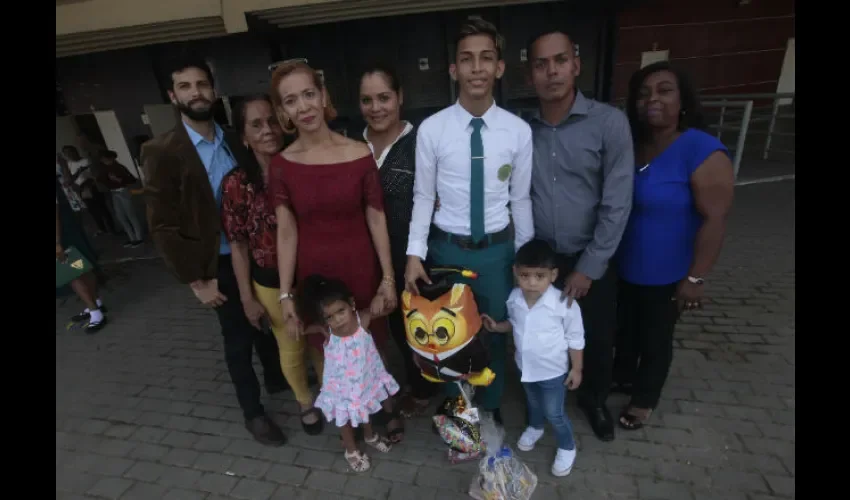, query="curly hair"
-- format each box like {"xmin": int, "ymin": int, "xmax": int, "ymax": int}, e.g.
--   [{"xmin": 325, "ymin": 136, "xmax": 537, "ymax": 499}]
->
[{"xmin": 625, "ymin": 61, "xmax": 707, "ymax": 146}]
